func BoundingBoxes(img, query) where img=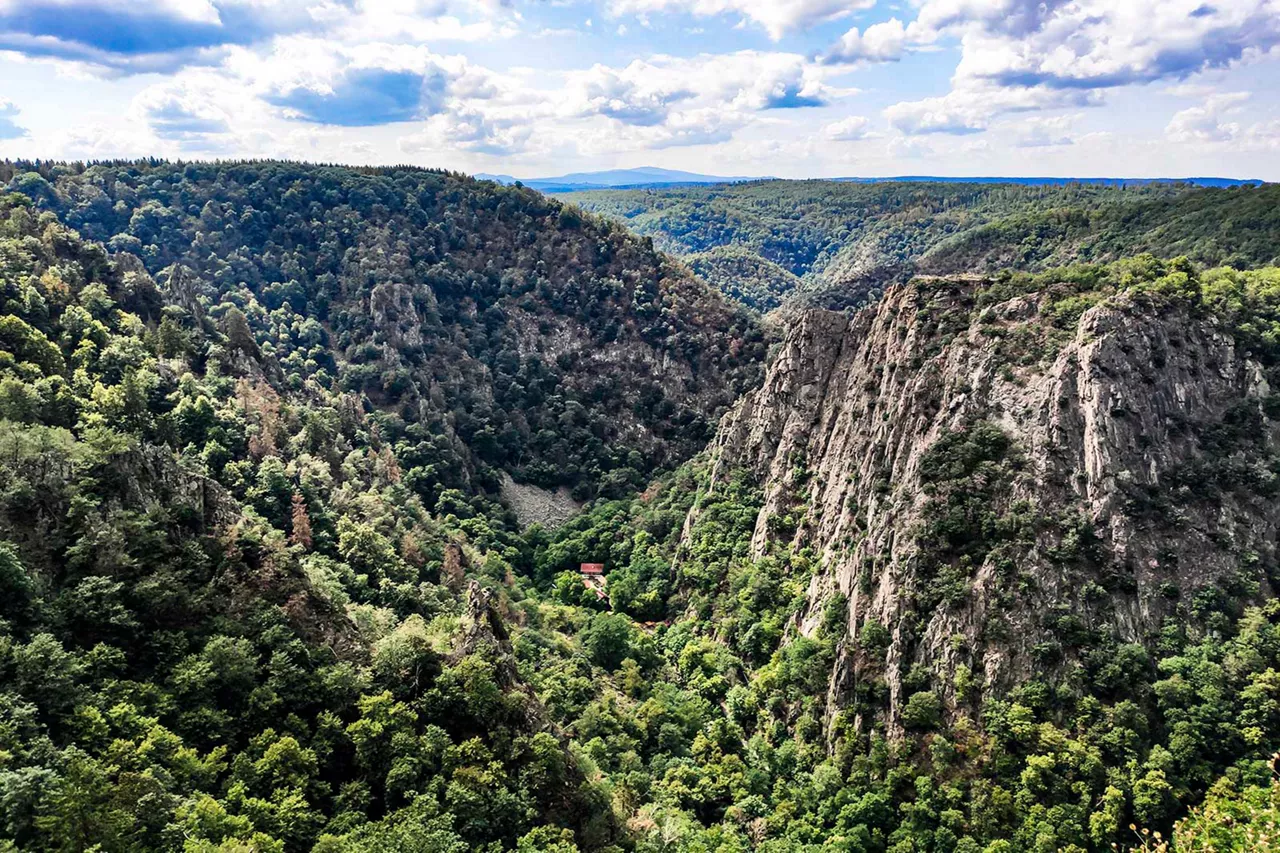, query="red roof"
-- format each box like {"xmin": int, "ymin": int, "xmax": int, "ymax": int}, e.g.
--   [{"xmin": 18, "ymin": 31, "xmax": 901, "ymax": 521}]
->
[{"xmin": 580, "ymin": 563, "xmax": 604, "ymax": 574}]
